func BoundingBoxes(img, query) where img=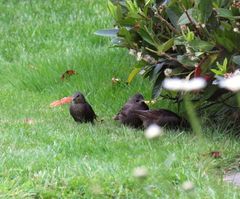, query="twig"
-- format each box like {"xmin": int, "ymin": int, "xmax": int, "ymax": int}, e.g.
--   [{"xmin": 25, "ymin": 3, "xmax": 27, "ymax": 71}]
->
[
  {"xmin": 181, "ymin": 5, "xmax": 203, "ymax": 38},
  {"xmin": 155, "ymin": 14, "xmax": 179, "ymax": 34}
]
